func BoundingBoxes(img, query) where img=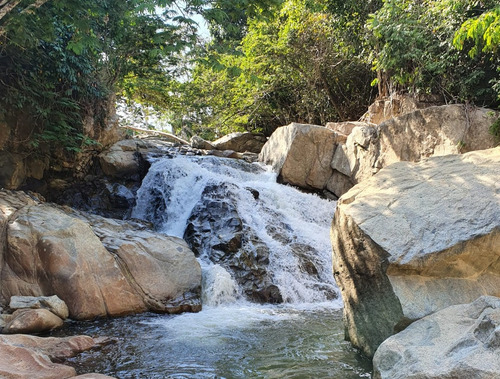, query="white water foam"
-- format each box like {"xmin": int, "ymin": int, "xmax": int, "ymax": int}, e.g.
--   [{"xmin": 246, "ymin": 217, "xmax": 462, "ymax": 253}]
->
[
  {"xmin": 132, "ymin": 154, "xmax": 339, "ymax": 306},
  {"xmin": 202, "ymin": 263, "xmax": 239, "ymax": 306}
]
